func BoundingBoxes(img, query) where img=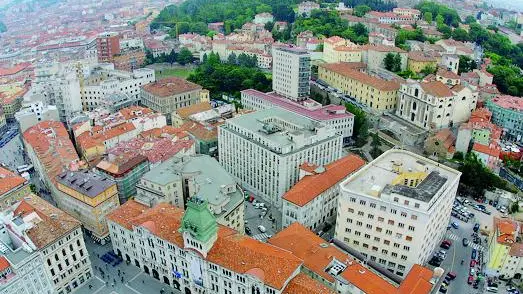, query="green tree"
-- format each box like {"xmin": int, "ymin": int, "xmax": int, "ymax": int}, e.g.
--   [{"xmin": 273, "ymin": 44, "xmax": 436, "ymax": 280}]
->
[
  {"xmin": 255, "ymin": 4, "xmax": 272, "ymax": 13},
  {"xmin": 421, "ymin": 64, "xmax": 436, "ymax": 75},
  {"xmin": 459, "ymin": 153, "xmax": 513, "ymax": 196},
  {"xmin": 384, "ymin": 53, "xmax": 395, "ymax": 71},
  {"xmin": 435, "ymin": 14, "xmax": 444, "ymax": 26},
  {"xmin": 177, "ymin": 47, "xmax": 194, "ymax": 65},
  {"xmin": 345, "ymin": 103, "xmax": 368, "ymax": 147},
  {"xmin": 167, "ymin": 49, "xmax": 177, "ymax": 65},
  {"xmin": 264, "ymin": 21, "xmax": 275, "ymax": 32},
  {"xmin": 354, "ymin": 5, "xmax": 371, "ymax": 17},
  {"xmin": 370, "ymin": 133, "xmax": 382, "ymax": 158},
  {"xmin": 227, "ymin": 52, "xmax": 237, "ymax": 65},
  {"xmin": 392, "ymin": 54, "xmax": 402, "ymax": 72},
  {"xmin": 458, "ymin": 55, "xmax": 477, "ymax": 74},
  {"xmin": 452, "ymin": 28, "xmax": 470, "ymax": 41},
  {"xmin": 424, "ymin": 12, "xmax": 433, "ymax": 23},
  {"xmin": 511, "ymin": 202, "xmax": 519, "ymax": 214},
  {"xmin": 464, "ymin": 15, "xmax": 476, "ymax": 24}
]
